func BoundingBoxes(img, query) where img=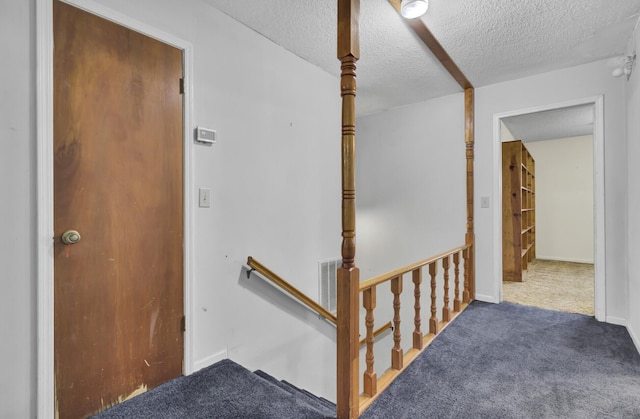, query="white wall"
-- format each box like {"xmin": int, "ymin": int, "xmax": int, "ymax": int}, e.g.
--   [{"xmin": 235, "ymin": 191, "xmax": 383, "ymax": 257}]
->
[
  {"xmin": 475, "ymin": 61, "xmax": 628, "ymax": 323},
  {"xmin": 1, "ymin": 0, "xmax": 342, "ymax": 415},
  {"xmin": 500, "ymin": 121, "xmax": 516, "ymax": 142},
  {"xmin": 355, "ymin": 93, "xmax": 466, "ymax": 382},
  {"xmin": 526, "ymin": 136, "xmax": 594, "ymax": 263},
  {"xmin": 627, "ymin": 26, "xmax": 640, "ymax": 351},
  {"xmin": 0, "ymin": 1, "xmax": 36, "ymax": 417},
  {"xmin": 356, "ymin": 93, "xmax": 466, "ymax": 280}
]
